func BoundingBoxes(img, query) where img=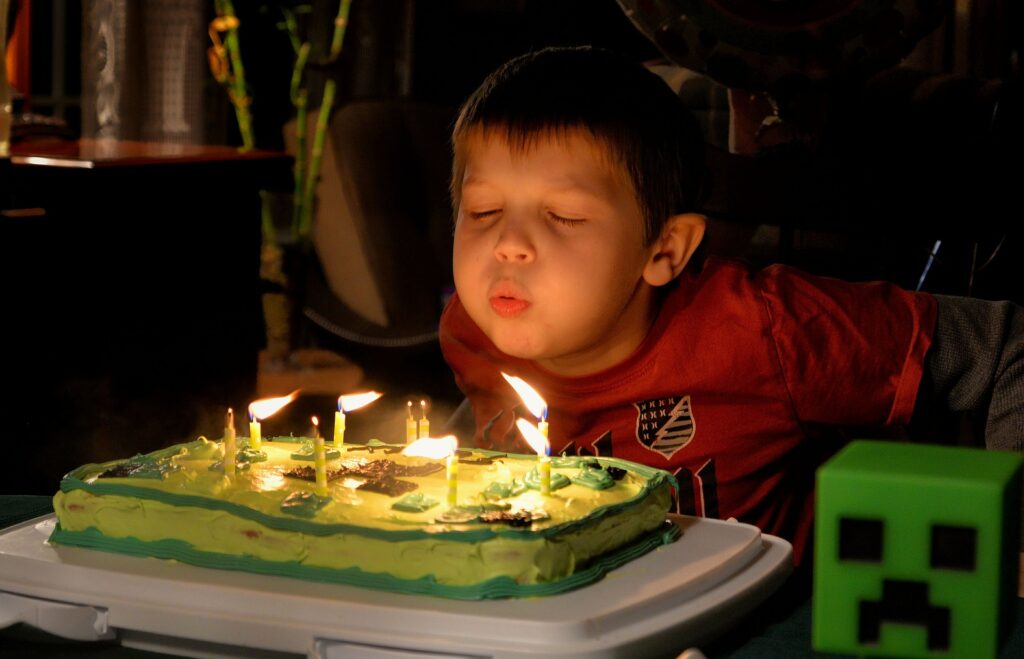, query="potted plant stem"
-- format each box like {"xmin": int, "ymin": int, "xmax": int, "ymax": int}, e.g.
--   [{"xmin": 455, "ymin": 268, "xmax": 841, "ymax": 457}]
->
[{"xmin": 207, "ymin": 0, "xmax": 354, "ymax": 366}]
